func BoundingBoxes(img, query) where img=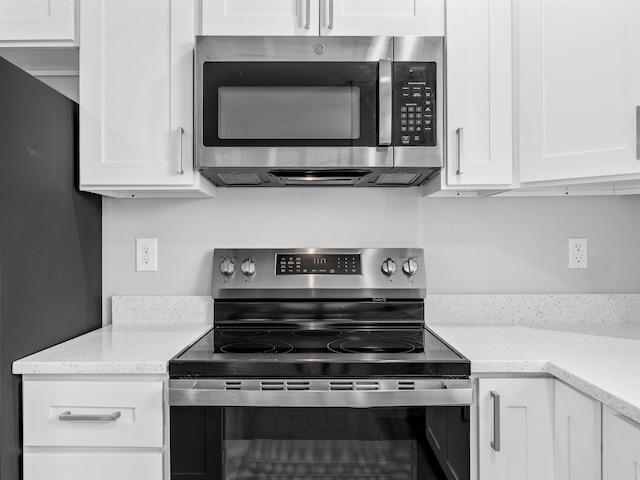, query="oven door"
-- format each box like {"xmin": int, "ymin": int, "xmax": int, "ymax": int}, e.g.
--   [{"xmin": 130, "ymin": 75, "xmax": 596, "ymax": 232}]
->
[{"xmin": 169, "ymin": 379, "xmax": 471, "ymax": 480}]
